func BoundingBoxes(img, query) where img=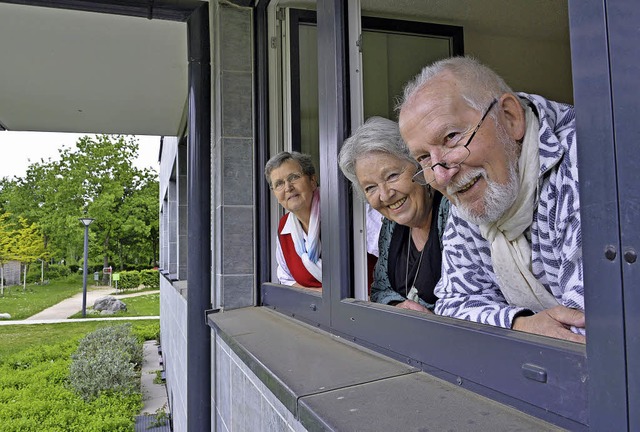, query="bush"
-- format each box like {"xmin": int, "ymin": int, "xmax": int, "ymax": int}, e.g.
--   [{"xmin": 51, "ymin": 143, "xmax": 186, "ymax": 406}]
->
[
  {"xmin": 69, "ymin": 324, "xmax": 142, "ymax": 401},
  {"xmin": 0, "ymin": 322, "xmax": 151, "ymax": 431},
  {"xmin": 140, "ymin": 269, "xmax": 159, "ymax": 289},
  {"xmin": 69, "ymin": 264, "xmax": 80, "ymax": 273},
  {"xmin": 48, "ymin": 264, "xmax": 70, "ymax": 278},
  {"xmin": 117, "ymin": 270, "xmax": 141, "ymax": 290}
]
